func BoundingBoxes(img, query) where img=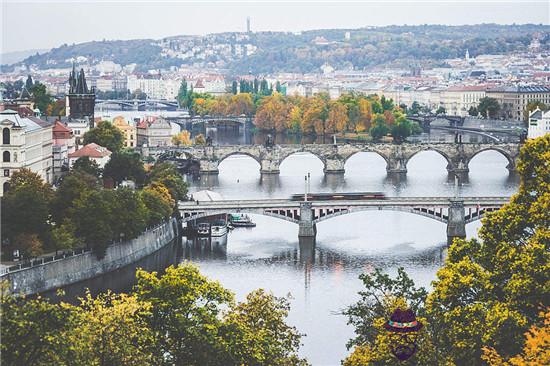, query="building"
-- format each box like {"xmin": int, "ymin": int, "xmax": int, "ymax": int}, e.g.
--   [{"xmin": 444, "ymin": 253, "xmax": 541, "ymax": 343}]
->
[
  {"xmin": 136, "ymin": 116, "xmax": 172, "ymax": 147},
  {"xmin": 127, "ymin": 75, "xmax": 180, "ymax": 100},
  {"xmin": 112, "ymin": 116, "xmax": 137, "ymax": 148},
  {"xmin": 486, "ymin": 85, "xmax": 550, "ymax": 121},
  {"xmin": 0, "ymin": 109, "xmax": 53, "ymax": 196},
  {"xmin": 441, "ymin": 86, "xmax": 486, "ymax": 116},
  {"xmin": 68, "ymin": 142, "xmax": 112, "ymax": 169},
  {"xmin": 66, "ymin": 66, "xmax": 95, "ymax": 125},
  {"xmin": 528, "ymin": 108, "xmax": 550, "ymax": 139},
  {"xmin": 52, "ymin": 121, "xmax": 75, "ymax": 181}
]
